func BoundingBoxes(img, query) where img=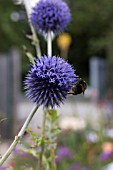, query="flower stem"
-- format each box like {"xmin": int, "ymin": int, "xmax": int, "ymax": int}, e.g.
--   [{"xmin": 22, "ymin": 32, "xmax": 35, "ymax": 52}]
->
[
  {"xmin": 47, "ymin": 31, "xmax": 52, "ymax": 56},
  {"xmin": 23, "ymin": 0, "xmax": 41, "ymax": 57},
  {"xmin": 49, "ymin": 113, "xmax": 57, "ymax": 170},
  {"xmin": 0, "ymin": 105, "xmax": 38, "ymax": 166},
  {"xmin": 38, "ymin": 110, "xmax": 46, "ymax": 170},
  {"xmin": 30, "ymin": 25, "xmax": 42, "ymax": 57}
]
